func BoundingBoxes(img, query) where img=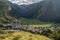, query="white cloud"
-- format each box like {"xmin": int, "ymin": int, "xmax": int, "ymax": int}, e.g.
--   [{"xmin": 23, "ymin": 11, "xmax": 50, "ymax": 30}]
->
[{"xmin": 9, "ymin": 0, "xmax": 43, "ymax": 5}]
